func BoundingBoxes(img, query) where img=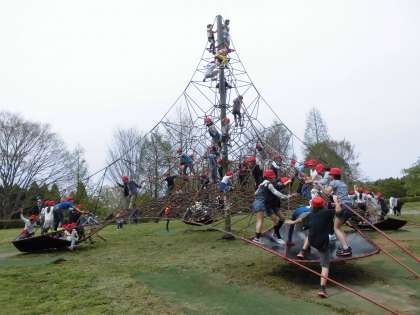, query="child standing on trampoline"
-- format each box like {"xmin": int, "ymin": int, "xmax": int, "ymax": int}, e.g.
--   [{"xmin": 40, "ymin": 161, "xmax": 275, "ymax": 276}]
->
[
  {"xmin": 251, "ymin": 169, "xmax": 293, "ymax": 245},
  {"xmin": 286, "ymin": 195, "xmax": 342, "ymax": 298}
]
